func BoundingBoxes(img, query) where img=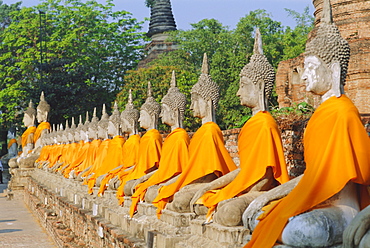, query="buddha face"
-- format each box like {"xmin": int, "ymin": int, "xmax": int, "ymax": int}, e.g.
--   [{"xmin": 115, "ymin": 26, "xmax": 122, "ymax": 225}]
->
[
  {"xmin": 97, "ymin": 124, "xmax": 107, "ymax": 139},
  {"xmin": 160, "ymin": 103, "xmax": 176, "ymax": 127},
  {"xmin": 23, "ymin": 113, "xmax": 34, "ymax": 127},
  {"xmin": 237, "ymin": 75, "xmax": 260, "ymax": 108},
  {"xmin": 107, "ymin": 121, "xmax": 117, "ymax": 136},
  {"xmin": 302, "ymin": 55, "xmax": 332, "ymax": 95},
  {"xmin": 190, "ymin": 93, "xmax": 208, "ymax": 119},
  {"xmin": 121, "ymin": 118, "xmax": 132, "ymax": 134},
  {"xmin": 74, "ymin": 130, "xmax": 81, "ymax": 141},
  {"xmin": 88, "ymin": 126, "xmax": 98, "ymax": 140},
  {"xmin": 36, "ymin": 109, "xmax": 47, "ymax": 123},
  {"xmin": 80, "ymin": 130, "xmax": 88, "ymax": 141},
  {"xmin": 139, "ymin": 110, "xmax": 151, "ymax": 130}
]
